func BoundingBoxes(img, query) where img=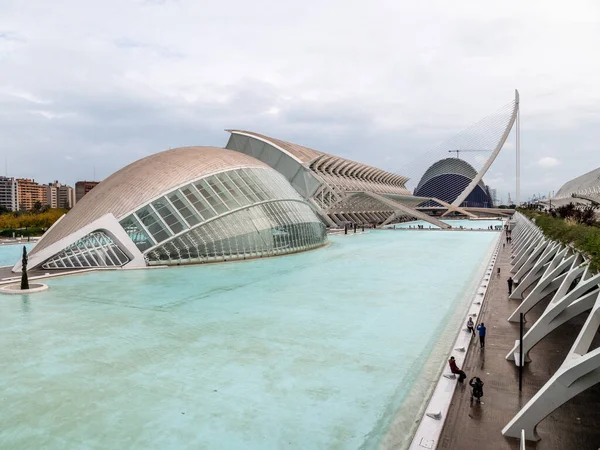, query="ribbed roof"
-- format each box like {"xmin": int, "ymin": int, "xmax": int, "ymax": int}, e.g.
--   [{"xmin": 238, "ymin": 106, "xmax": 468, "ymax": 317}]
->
[
  {"xmin": 227, "ymin": 130, "xmax": 409, "ymax": 187},
  {"xmin": 31, "ymin": 147, "xmax": 268, "ymax": 256},
  {"xmin": 555, "ymin": 167, "xmax": 600, "ymax": 198},
  {"xmin": 227, "ymin": 130, "xmax": 324, "ymax": 163}
]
